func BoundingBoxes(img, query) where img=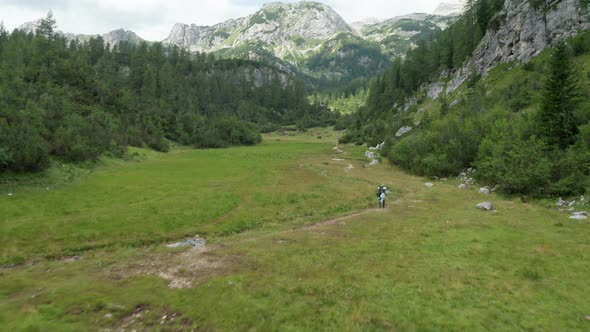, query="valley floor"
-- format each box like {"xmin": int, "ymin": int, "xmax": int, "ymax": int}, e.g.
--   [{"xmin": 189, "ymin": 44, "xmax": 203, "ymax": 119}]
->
[{"xmin": 1, "ymin": 129, "xmax": 589, "ymax": 331}]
